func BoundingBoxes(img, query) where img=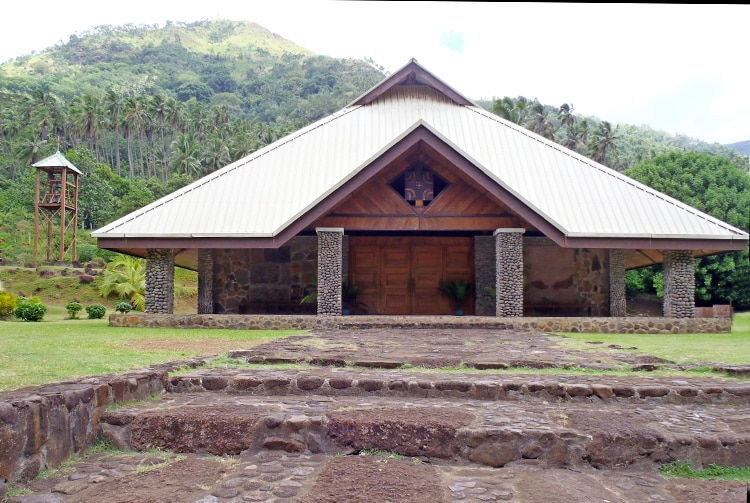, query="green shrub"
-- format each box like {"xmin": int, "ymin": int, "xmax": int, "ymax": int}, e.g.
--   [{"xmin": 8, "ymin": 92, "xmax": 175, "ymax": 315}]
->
[
  {"xmin": 85, "ymin": 304, "xmax": 107, "ymax": 319},
  {"xmin": 14, "ymin": 297, "xmax": 47, "ymax": 322},
  {"xmin": 115, "ymin": 301, "xmax": 132, "ymax": 313},
  {"xmin": 66, "ymin": 301, "xmax": 83, "ymax": 319},
  {"xmin": 0, "ymin": 291, "xmax": 18, "ymax": 317},
  {"xmin": 77, "ymin": 244, "xmax": 98, "ymax": 263}
]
